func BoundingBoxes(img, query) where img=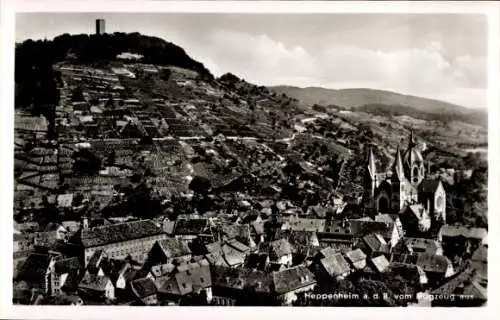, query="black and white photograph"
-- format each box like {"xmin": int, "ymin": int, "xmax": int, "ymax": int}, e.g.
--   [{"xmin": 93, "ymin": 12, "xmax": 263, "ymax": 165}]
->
[{"xmin": 1, "ymin": 0, "xmax": 498, "ymax": 316}]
